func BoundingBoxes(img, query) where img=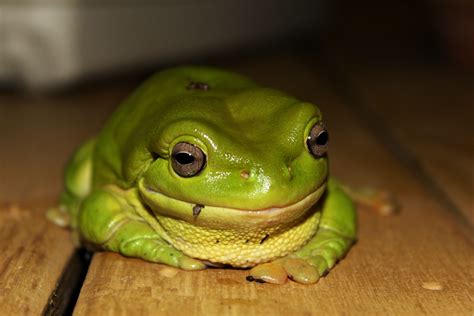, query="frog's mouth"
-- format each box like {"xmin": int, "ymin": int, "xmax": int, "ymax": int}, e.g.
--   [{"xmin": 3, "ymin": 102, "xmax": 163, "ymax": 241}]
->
[{"xmin": 137, "ymin": 178, "xmax": 326, "ymax": 230}]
